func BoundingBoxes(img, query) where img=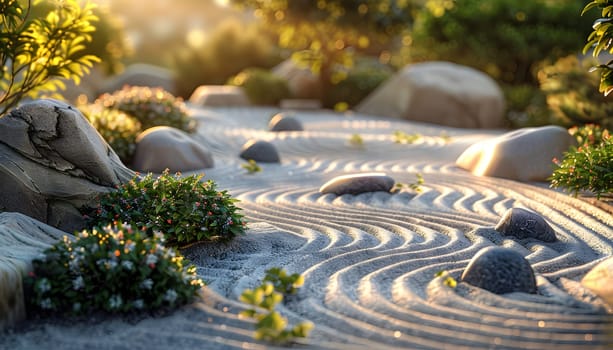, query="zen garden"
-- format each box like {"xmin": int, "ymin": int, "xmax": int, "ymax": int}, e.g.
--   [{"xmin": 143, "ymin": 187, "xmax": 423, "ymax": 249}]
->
[{"xmin": 0, "ymin": 0, "xmax": 612, "ymax": 349}]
